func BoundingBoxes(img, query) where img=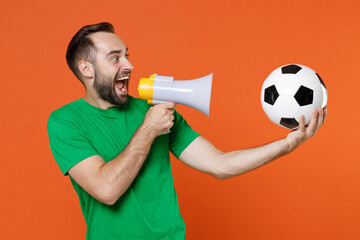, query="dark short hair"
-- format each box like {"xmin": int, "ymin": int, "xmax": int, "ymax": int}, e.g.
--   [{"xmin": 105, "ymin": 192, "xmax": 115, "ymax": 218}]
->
[{"xmin": 66, "ymin": 22, "xmax": 115, "ymax": 82}]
